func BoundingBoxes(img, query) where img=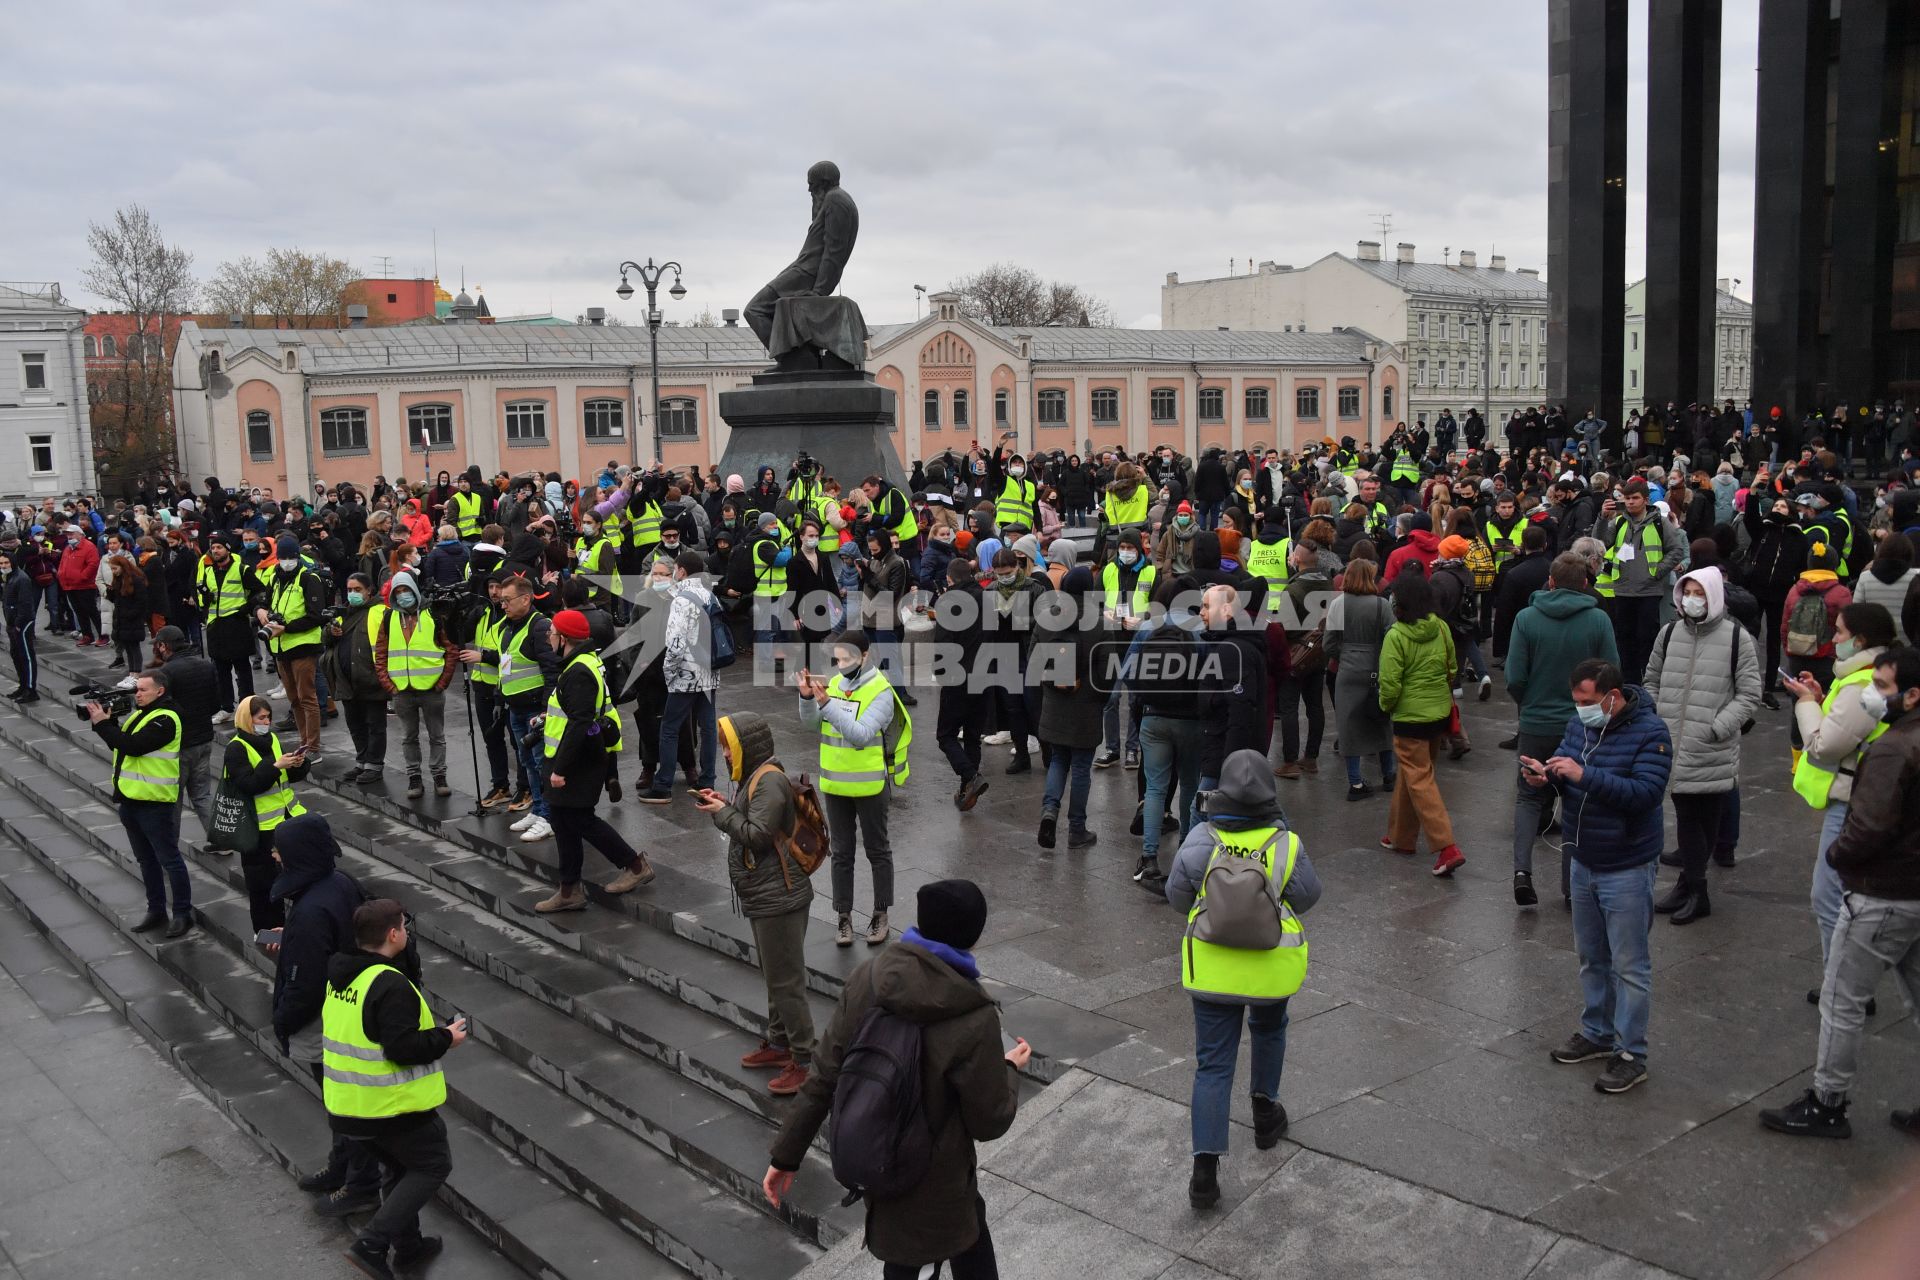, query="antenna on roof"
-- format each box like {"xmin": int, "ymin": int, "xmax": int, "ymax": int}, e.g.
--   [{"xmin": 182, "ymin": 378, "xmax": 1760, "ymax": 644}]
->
[
  {"xmin": 373, "ymin": 255, "xmax": 393, "ymax": 278},
  {"xmin": 1371, "ymin": 212, "xmax": 1392, "ymax": 240},
  {"xmin": 432, "ymin": 230, "xmax": 438, "ymax": 283}
]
